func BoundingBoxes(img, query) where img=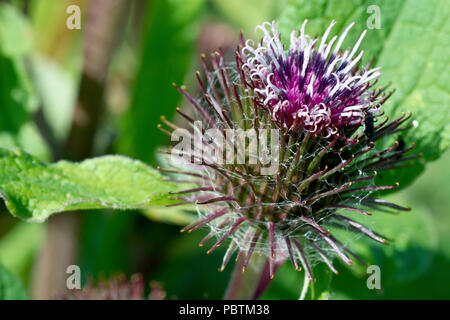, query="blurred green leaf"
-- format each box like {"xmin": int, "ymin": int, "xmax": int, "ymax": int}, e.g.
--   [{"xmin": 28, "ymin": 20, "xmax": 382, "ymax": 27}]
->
[
  {"xmin": 0, "ymin": 3, "xmax": 49, "ymax": 160},
  {"xmin": 0, "ymin": 263, "xmax": 28, "ymax": 300},
  {"xmin": 153, "ymin": 230, "xmax": 233, "ymax": 299},
  {"xmin": 338, "ymin": 151, "xmax": 449, "ymax": 299},
  {"xmin": 118, "ymin": 0, "xmax": 205, "ymax": 163},
  {"xmin": 0, "ymin": 2, "xmax": 33, "ymax": 56},
  {"xmin": 29, "ymin": 0, "xmax": 84, "ymax": 75},
  {"xmin": 28, "ymin": 0, "xmax": 83, "ymax": 143},
  {"xmin": 213, "ymin": 0, "xmax": 283, "ymax": 33},
  {"xmin": 326, "ymin": 194, "xmax": 439, "ymax": 299},
  {"xmin": 261, "ymin": 261, "xmax": 304, "ymax": 299},
  {"xmin": 0, "ymin": 55, "xmax": 31, "ymax": 132},
  {"xmin": 143, "ymin": 205, "xmax": 196, "ymax": 226},
  {"xmin": 262, "ymin": 257, "xmax": 334, "ymax": 300},
  {"xmin": 0, "ymin": 148, "xmax": 179, "ymax": 222},
  {"xmin": 78, "ymin": 211, "xmax": 135, "ymax": 281},
  {"xmin": 262, "ymin": 194, "xmax": 438, "ymax": 299},
  {"xmin": 30, "ymin": 55, "xmax": 77, "ymax": 141},
  {"xmin": 406, "ymin": 150, "xmax": 450, "ymax": 259},
  {"xmin": 331, "ymin": 193, "xmax": 438, "ymax": 285},
  {"xmin": 278, "ymin": 0, "xmax": 450, "ymax": 190},
  {"xmin": 0, "ymin": 122, "xmax": 49, "ymax": 161},
  {"xmin": 0, "ymin": 222, "xmax": 45, "ymax": 280}
]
